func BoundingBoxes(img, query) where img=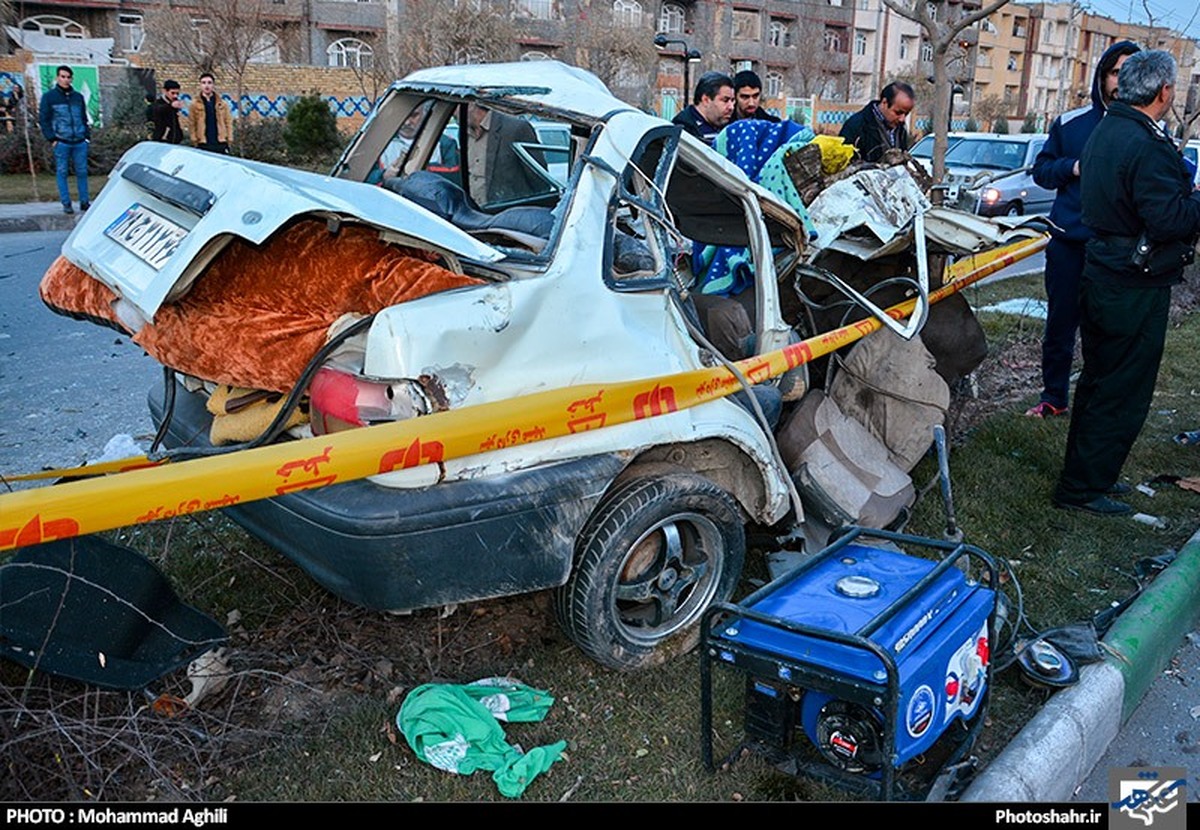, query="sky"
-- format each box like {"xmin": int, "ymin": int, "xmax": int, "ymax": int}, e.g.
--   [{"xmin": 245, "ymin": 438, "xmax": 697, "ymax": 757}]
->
[{"xmin": 1071, "ymin": 0, "xmax": 1200, "ymax": 38}]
